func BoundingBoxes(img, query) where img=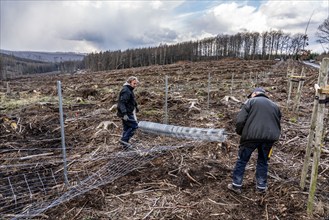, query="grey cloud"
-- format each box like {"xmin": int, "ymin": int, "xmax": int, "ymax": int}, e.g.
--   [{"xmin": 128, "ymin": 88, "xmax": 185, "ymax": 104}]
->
[
  {"xmin": 145, "ymin": 28, "xmax": 179, "ymax": 44},
  {"xmin": 120, "ymin": 28, "xmax": 179, "ymax": 49},
  {"xmin": 1, "ymin": 1, "xmax": 327, "ymax": 53},
  {"xmin": 65, "ymin": 31, "xmax": 105, "ymax": 44}
]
